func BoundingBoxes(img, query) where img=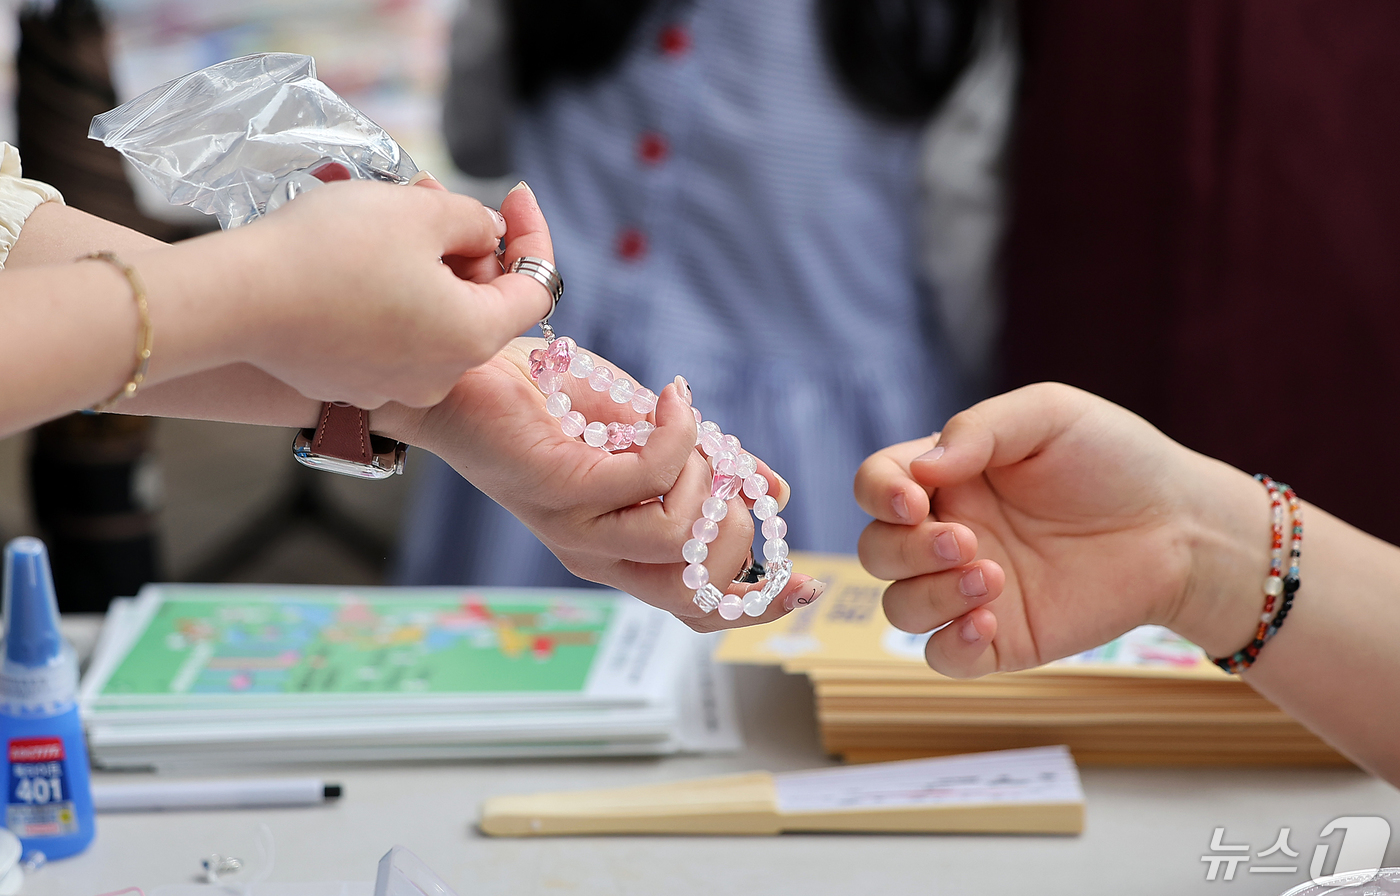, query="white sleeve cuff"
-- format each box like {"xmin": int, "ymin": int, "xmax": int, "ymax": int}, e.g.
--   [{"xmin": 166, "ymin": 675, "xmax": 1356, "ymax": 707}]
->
[{"xmin": 0, "ymin": 141, "xmax": 66, "ymax": 269}]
